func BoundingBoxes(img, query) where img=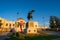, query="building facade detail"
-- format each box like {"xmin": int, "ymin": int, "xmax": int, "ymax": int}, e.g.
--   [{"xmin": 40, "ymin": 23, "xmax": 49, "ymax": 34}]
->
[{"xmin": 0, "ymin": 17, "xmax": 48, "ymax": 33}]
